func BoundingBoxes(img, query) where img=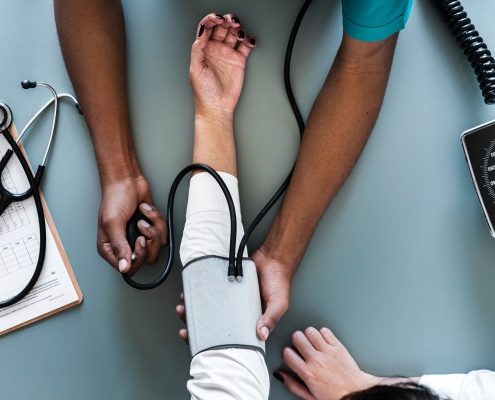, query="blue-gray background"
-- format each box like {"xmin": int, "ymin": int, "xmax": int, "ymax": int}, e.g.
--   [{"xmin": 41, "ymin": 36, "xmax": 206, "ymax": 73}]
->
[{"xmin": 0, "ymin": 0, "xmax": 494, "ymax": 398}]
